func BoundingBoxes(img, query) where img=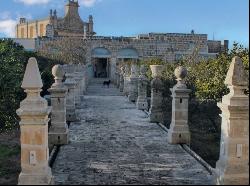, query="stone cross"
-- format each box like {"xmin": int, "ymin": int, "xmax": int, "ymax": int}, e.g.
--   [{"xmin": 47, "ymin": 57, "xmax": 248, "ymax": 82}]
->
[
  {"xmin": 128, "ymin": 63, "xmax": 139, "ymax": 102},
  {"xmin": 136, "ymin": 65, "xmax": 149, "ymax": 110},
  {"xmin": 17, "ymin": 57, "xmax": 53, "ymax": 185},
  {"xmin": 215, "ymin": 56, "xmax": 249, "ymax": 185},
  {"xmin": 149, "ymin": 65, "xmax": 164, "ymax": 123},
  {"xmin": 167, "ymin": 66, "xmax": 191, "ymax": 144},
  {"xmin": 48, "ymin": 65, "xmax": 68, "ymax": 145}
]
